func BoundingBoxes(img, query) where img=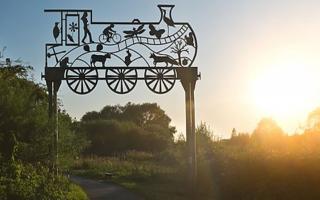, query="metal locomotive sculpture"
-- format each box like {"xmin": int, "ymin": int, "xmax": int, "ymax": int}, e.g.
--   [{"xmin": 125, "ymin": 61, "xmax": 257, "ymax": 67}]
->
[
  {"xmin": 44, "ymin": 5, "xmax": 198, "ymax": 95},
  {"xmin": 43, "ymin": 5, "xmax": 199, "ymax": 188}
]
